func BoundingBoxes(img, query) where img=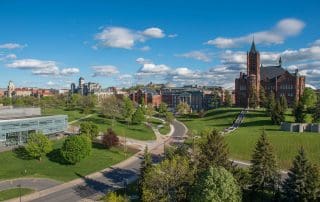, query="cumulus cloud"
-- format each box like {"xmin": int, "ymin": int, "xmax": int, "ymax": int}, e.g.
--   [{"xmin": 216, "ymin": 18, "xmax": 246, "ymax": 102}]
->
[
  {"xmin": 92, "ymin": 65, "xmax": 119, "ymax": 77},
  {"xmin": 176, "ymin": 50, "xmax": 212, "ymax": 62},
  {"xmin": 94, "ymin": 26, "xmax": 165, "ymax": 49},
  {"xmin": 136, "ymin": 58, "xmax": 171, "ymax": 75},
  {"xmin": 142, "ymin": 27, "xmax": 165, "ymax": 38},
  {"xmin": 0, "ymin": 54, "xmax": 17, "ymax": 61},
  {"xmin": 0, "ymin": 43, "xmax": 26, "ymax": 49},
  {"xmin": 206, "ymin": 18, "xmax": 305, "ymax": 48},
  {"xmin": 6, "ymin": 59, "xmax": 79, "ymax": 76},
  {"xmin": 168, "ymin": 34, "xmax": 178, "ymax": 38}
]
